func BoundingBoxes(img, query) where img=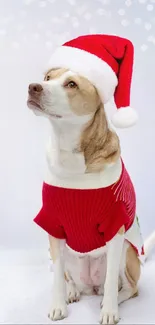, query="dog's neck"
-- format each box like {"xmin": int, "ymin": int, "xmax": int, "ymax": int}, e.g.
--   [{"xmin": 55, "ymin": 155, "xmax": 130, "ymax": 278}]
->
[
  {"xmin": 49, "ymin": 115, "xmax": 92, "ymax": 152},
  {"xmin": 46, "ymin": 107, "xmax": 120, "ymax": 178},
  {"xmin": 46, "ymin": 114, "xmax": 93, "ymax": 177}
]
